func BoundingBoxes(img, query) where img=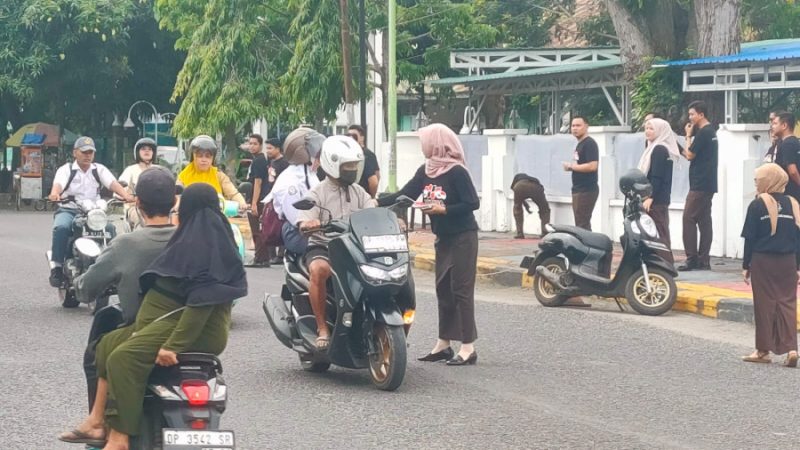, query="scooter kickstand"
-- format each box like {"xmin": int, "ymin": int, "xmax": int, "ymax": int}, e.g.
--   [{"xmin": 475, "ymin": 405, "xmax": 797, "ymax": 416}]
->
[{"xmin": 614, "ymin": 297, "xmax": 626, "ymax": 312}]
